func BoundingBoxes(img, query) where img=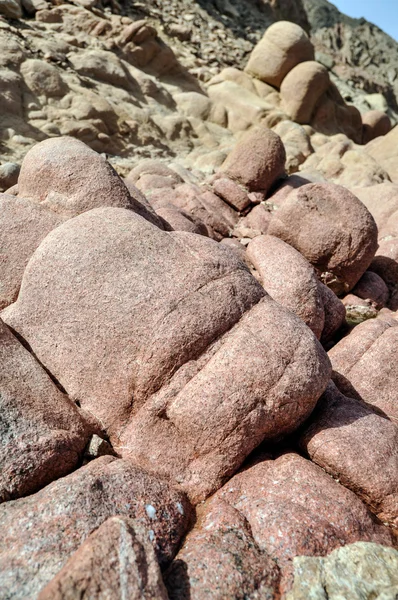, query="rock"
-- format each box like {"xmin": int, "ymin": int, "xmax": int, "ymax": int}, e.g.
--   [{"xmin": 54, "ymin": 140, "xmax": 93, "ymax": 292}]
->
[
  {"xmin": 273, "ymin": 120, "xmax": 314, "ymax": 174},
  {"xmin": 20, "ymin": 59, "xmax": 67, "ymax": 97},
  {"xmin": 21, "ymin": 0, "xmax": 48, "ymax": 14},
  {"xmin": 362, "ymin": 110, "xmax": 392, "ymax": 144},
  {"xmin": 165, "ymin": 498, "xmax": 280, "ymax": 599},
  {"xmin": 244, "ymin": 21, "xmax": 314, "ymax": 89},
  {"xmin": 329, "ymin": 317, "xmax": 398, "ymax": 424},
  {"xmin": 267, "ymin": 183, "xmax": 379, "ymax": 294},
  {"xmin": 351, "ymin": 271, "xmax": 389, "ymax": 309},
  {"xmin": 0, "ymin": 162, "xmax": 19, "ymax": 191},
  {"xmin": 300, "ymin": 381, "xmax": 398, "ymax": 528},
  {"xmin": 17, "ymin": 137, "xmax": 158, "ymax": 223},
  {"xmin": 319, "ymin": 283, "xmax": 347, "ymax": 344},
  {"xmin": 38, "ymin": 516, "xmax": 168, "ymax": 600},
  {"xmin": 166, "ymin": 452, "xmax": 393, "ymax": 596},
  {"xmin": 287, "ymin": 542, "xmax": 398, "ymax": 600},
  {"xmin": 211, "ymin": 177, "xmax": 251, "ymax": 212},
  {"xmin": 83, "ymin": 434, "xmax": 116, "ymax": 461},
  {"xmin": 0, "ymin": 0, "xmax": 21, "ymax": 18},
  {"xmin": 281, "ymin": 61, "xmax": 330, "ymax": 124},
  {"xmin": 2, "ymin": 207, "xmax": 331, "ymax": 503},
  {"xmin": 0, "ymin": 193, "xmax": 64, "ymax": 310},
  {"xmin": 219, "ymin": 125, "xmax": 286, "ymax": 194},
  {"xmin": 366, "ymin": 126, "xmax": 398, "ymax": 183},
  {"xmin": 0, "ymin": 456, "xmax": 191, "ymax": 598},
  {"xmin": 68, "ymin": 49, "xmax": 131, "ymax": 89},
  {"xmin": 370, "ymin": 238, "xmax": 398, "ymax": 292},
  {"xmin": 238, "ymin": 203, "xmax": 271, "ymax": 236},
  {"xmin": 247, "ymin": 234, "xmax": 344, "ymax": 341},
  {"xmin": 0, "ymin": 318, "xmax": 91, "ymax": 503}
]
